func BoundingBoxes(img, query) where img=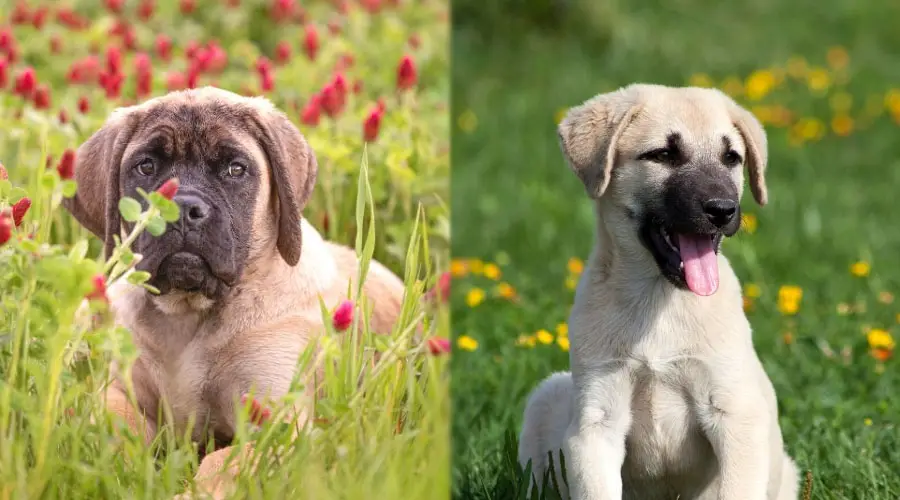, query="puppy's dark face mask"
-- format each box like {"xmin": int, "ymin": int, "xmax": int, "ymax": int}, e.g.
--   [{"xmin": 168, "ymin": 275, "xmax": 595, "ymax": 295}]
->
[{"xmin": 62, "ymin": 87, "xmax": 318, "ymax": 302}]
